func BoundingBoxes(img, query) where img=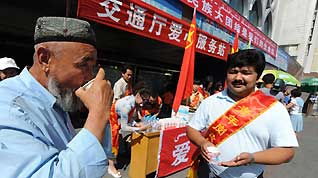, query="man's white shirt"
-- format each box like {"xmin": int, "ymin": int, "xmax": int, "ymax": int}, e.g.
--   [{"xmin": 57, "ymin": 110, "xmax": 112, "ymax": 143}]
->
[{"xmin": 188, "ymin": 89, "xmax": 298, "ymax": 178}]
